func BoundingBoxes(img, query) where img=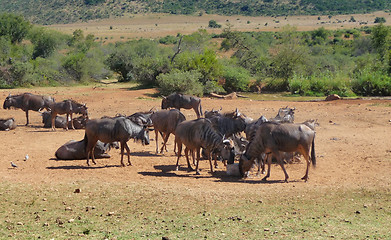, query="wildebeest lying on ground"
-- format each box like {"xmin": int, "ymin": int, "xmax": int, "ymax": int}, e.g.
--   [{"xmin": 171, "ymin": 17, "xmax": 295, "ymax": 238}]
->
[
  {"xmin": 174, "ymin": 118, "xmax": 235, "ymax": 175},
  {"xmin": 50, "ymin": 99, "xmax": 88, "ymax": 131},
  {"xmin": 161, "ymin": 93, "xmax": 203, "ymax": 118},
  {"xmin": 0, "ymin": 118, "xmax": 17, "ymax": 131},
  {"xmin": 3, "ymin": 93, "xmax": 55, "ymax": 125},
  {"xmin": 151, "ymin": 109, "xmax": 186, "ymax": 154},
  {"xmin": 239, "ymin": 121, "xmax": 316, "ymax": 182},
  {"xmin": 84, "ymin": 116, "xmax": 150, "ymax": 167},
  {"xmin": 55, "ymin": 139, "xmax": 119, "ymax": 160},
  {"xmin": 269, "ymin": 106, "xmax": 295, "ymax": 123},
  {"xmin": 41, "ymin": 111, "xmax": 87, "ymax": 129}
]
